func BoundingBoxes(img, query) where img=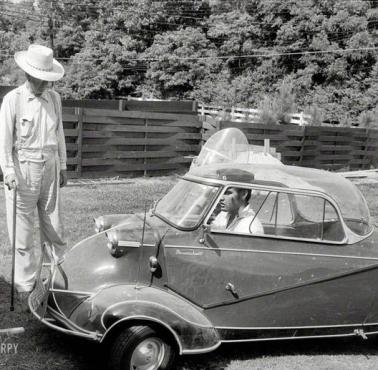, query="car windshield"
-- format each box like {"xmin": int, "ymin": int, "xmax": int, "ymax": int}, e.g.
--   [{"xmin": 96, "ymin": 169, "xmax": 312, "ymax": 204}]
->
[{"xmin": 155, "ymin": 179, "xmax": 219, "ymax": 228}]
